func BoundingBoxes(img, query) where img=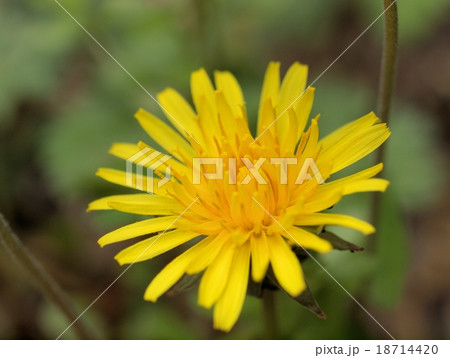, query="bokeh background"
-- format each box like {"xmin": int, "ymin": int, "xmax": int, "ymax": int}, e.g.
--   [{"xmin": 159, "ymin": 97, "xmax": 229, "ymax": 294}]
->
[{"xmin": 0, "ymin": 0, "xmax": 449, "ymax": 339}]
